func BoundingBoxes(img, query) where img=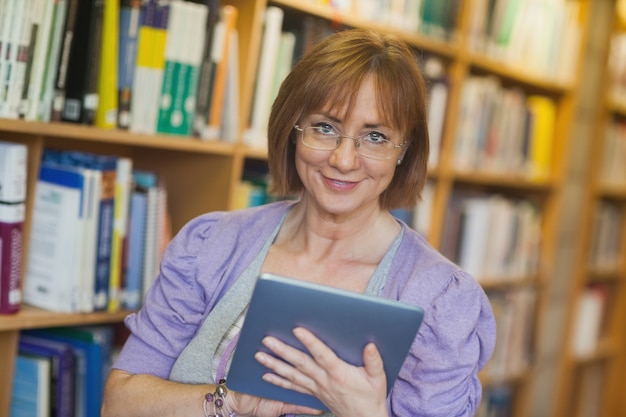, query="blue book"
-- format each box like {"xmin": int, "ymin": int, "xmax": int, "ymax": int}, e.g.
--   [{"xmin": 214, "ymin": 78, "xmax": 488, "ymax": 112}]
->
[
  {"xmin": 10, "ymin": 354, "xmax": 51, "ymax": 417},
  {"xmin": 24, "ymin": 328, "xmax": 103, "ymax": 417},
  {"xmin": 18, "ymin": 334, "xmax": 76, "ymax": 417},
  {"xmin": 124, "ymin": 191, "xmax": 147, "ymax": 310},
  {"xmin": 42, "ymin": 150, "xmax": 119, "ymax": 311},
  {"xmin": 117, "ymin": 0, "xmax": 143, "ymax": 129}
]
